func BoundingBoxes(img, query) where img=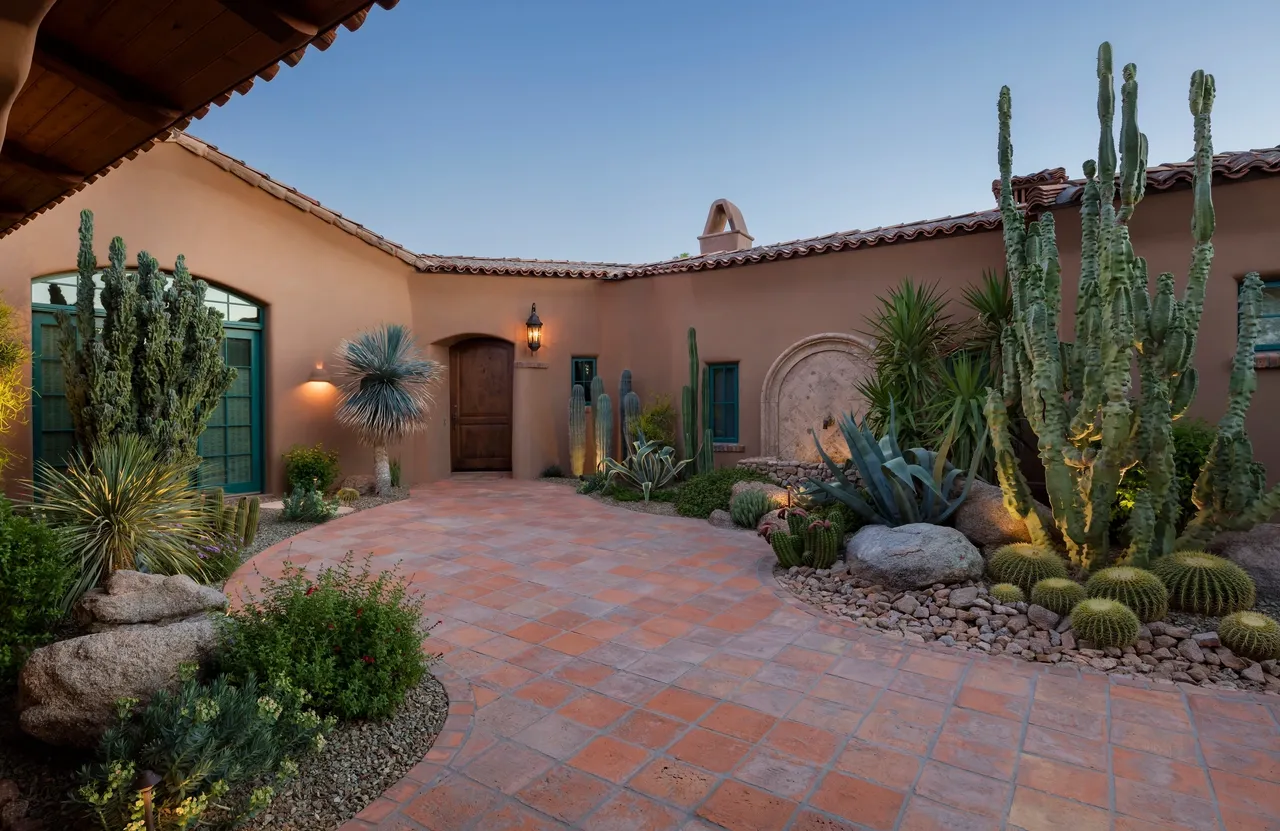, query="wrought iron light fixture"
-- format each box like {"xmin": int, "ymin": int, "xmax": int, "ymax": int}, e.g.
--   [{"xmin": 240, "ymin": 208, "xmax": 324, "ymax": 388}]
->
[{"xmin": 525, "ymin": 303, "xmax": 543, "ymax": 353}]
